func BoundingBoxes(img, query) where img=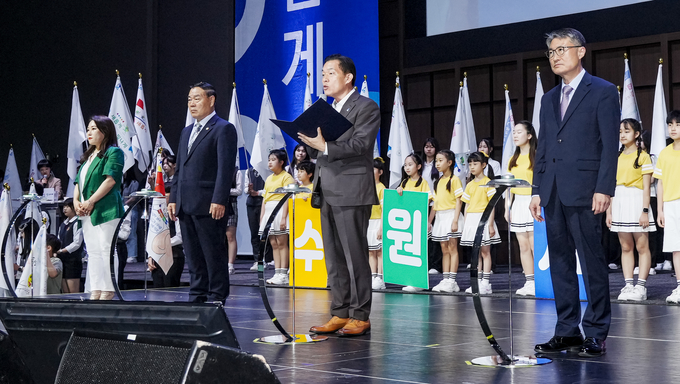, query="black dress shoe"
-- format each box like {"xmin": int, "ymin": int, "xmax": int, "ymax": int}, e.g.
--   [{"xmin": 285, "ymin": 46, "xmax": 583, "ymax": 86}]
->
[
  {"xmin": 534, "ymin": 335, "xmax": 584, "ymax": 353},
  {"xmin": 579, "ymin": 337, "xmax": 606, "ymax": 357}
]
